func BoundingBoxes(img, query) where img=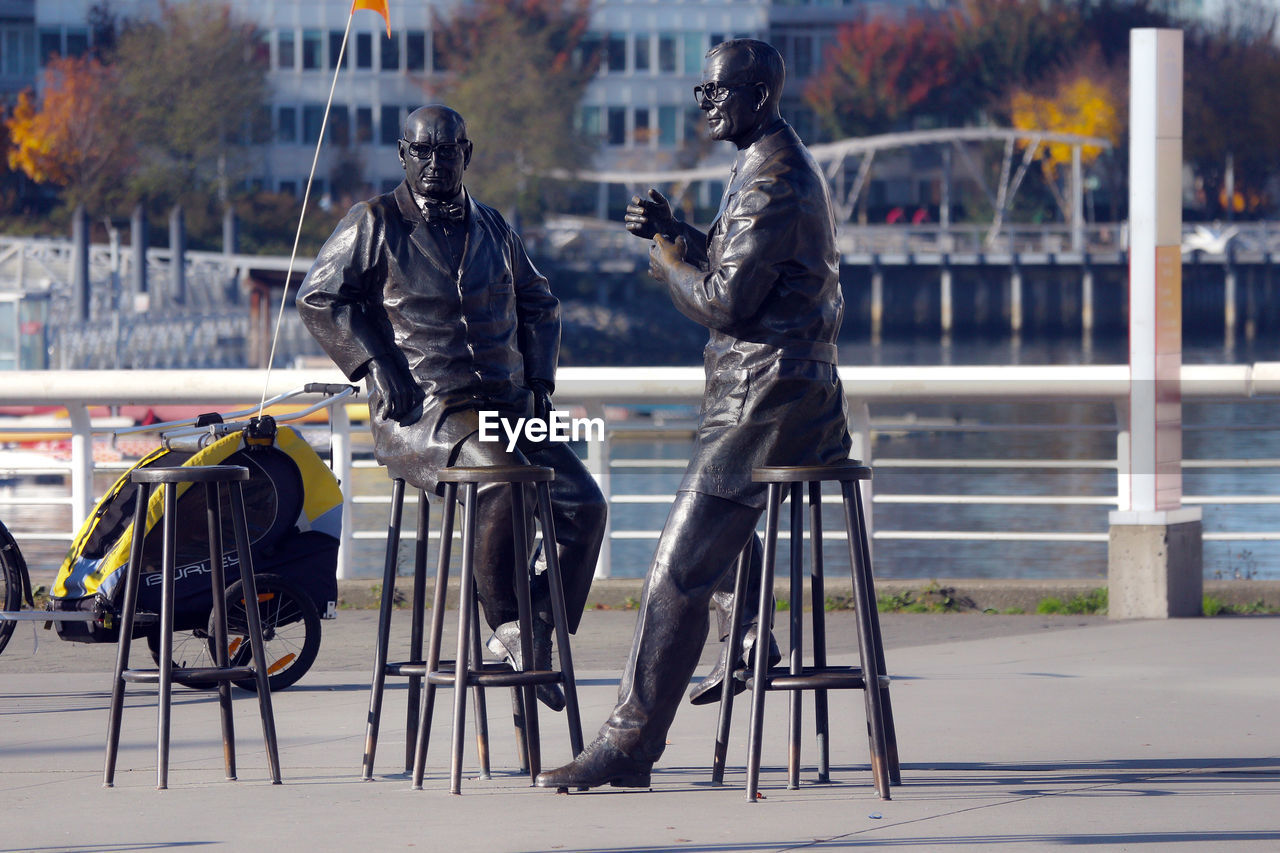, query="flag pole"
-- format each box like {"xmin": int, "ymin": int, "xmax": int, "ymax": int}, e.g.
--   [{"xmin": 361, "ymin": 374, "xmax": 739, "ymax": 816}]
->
[{"xmin": 256, "ymin": 9, "xmax": 358, "ymax": 415}]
